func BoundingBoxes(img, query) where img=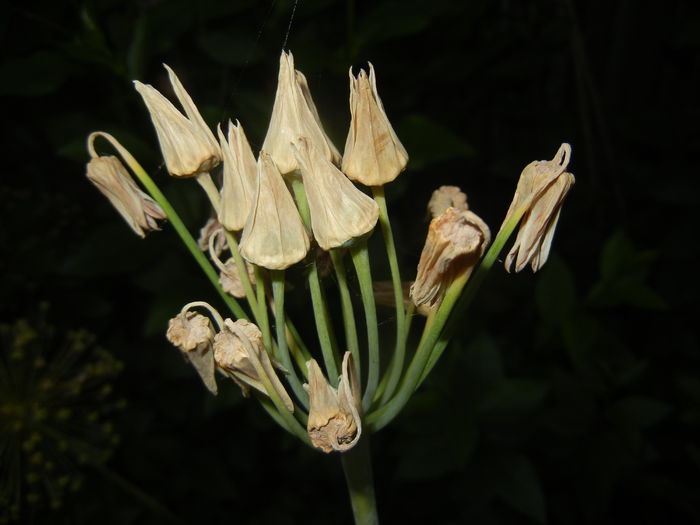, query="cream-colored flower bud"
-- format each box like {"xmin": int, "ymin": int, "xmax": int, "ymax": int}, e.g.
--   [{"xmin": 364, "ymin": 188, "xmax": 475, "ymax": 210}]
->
[
  {"xmin": 166, "ymin": 311, "xmax": 217, "ymax": 394},
  {"xmin": 218, "ymin": 258, "xmax": 256, "ymax": 299},
  {"xmin": 213, "ymin": 319, "xmax": 293, "ymax": 411},
  {"xmin": 262, "ymin": 51, "xmax": 340, "ymax": 174},
  {"xmin": 86, "ymin": 155, "xmax": 166, "ymax": 238},
  {"xmin": 304, "ymin": 352, "xmax": 361, "ymax": 453},
  {"xmin": 410, "ymin": 206, "xmax": 491, "ymax": 311},
  {"xmin": 217, "ymin": 120, "xmax": 257, "ymax": 231},
  {"xmin": 342, "ymin": 63, "xmax": 408, "ymax": 186},
  {"xmin": 134, "ymin": 65, "xmax": 220, "ymax": 177},
  {"xmin": 502, "ymin": 143, "xmax": 575, "ymax": 273},
  {"xmin": 291, "ymin": 137, "xmax": 379, "ymax": 250},
  {"xmin": 427, "ymin": 185, "xmax": 468, "ymax": 218},
  {"xmin": 239, "ymin": 151, "xmax": 310, "ymax": 269}
]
